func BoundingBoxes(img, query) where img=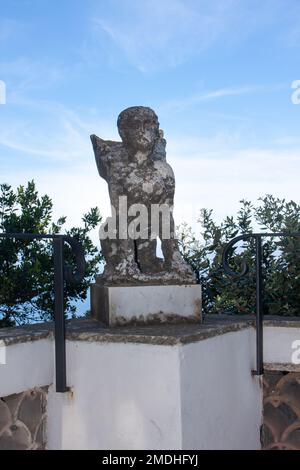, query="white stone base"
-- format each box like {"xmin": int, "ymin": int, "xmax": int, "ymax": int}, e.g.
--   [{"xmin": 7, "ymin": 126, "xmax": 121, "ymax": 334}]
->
[
  {"xmin": 46, "ymin": 327, "xmax": 262, "ymax": 450},
  {"xmin": 90, "ymin": 284, "xmax": 202, "ymax": 326}
]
